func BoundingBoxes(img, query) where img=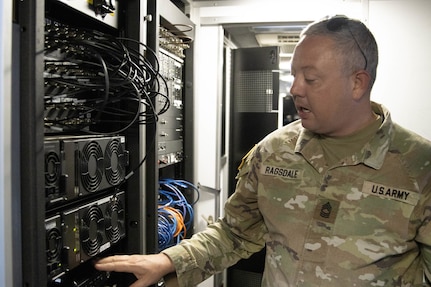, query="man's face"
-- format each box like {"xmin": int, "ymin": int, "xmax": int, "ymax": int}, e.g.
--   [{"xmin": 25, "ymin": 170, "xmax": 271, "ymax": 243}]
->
[{"xmin": 290, "ymin": 35, "xmax": 358, "ymax": 137}]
